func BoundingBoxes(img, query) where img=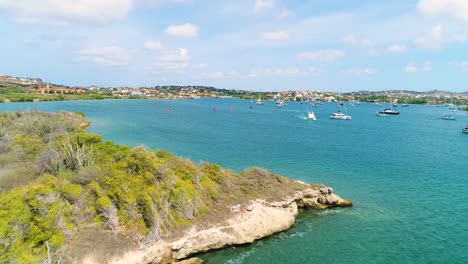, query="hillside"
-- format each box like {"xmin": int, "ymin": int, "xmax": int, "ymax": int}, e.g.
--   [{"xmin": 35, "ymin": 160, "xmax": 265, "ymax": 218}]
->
[{"xmin": 0, "ymin": 111, "xmax": 351, "ymax": 263}]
